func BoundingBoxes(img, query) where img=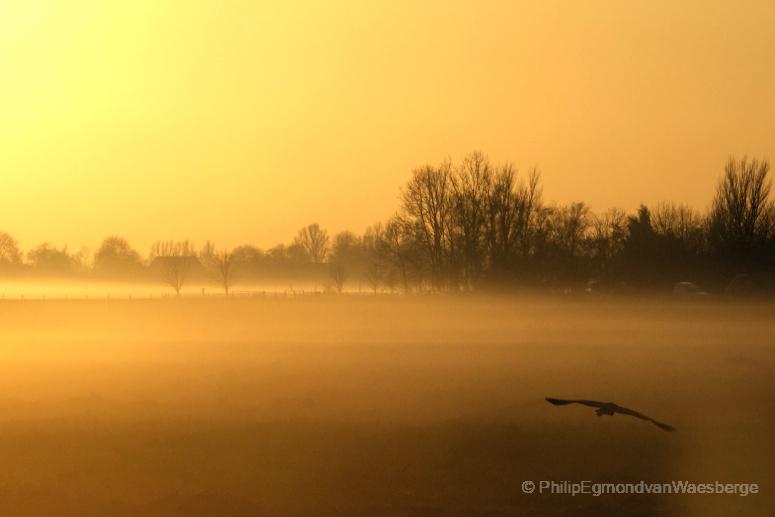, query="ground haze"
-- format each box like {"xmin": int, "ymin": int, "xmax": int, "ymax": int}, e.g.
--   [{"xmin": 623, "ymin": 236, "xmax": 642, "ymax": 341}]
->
[{"xmin": 0, "ymin": 295, "xmax": 772, "ymax": 515}]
